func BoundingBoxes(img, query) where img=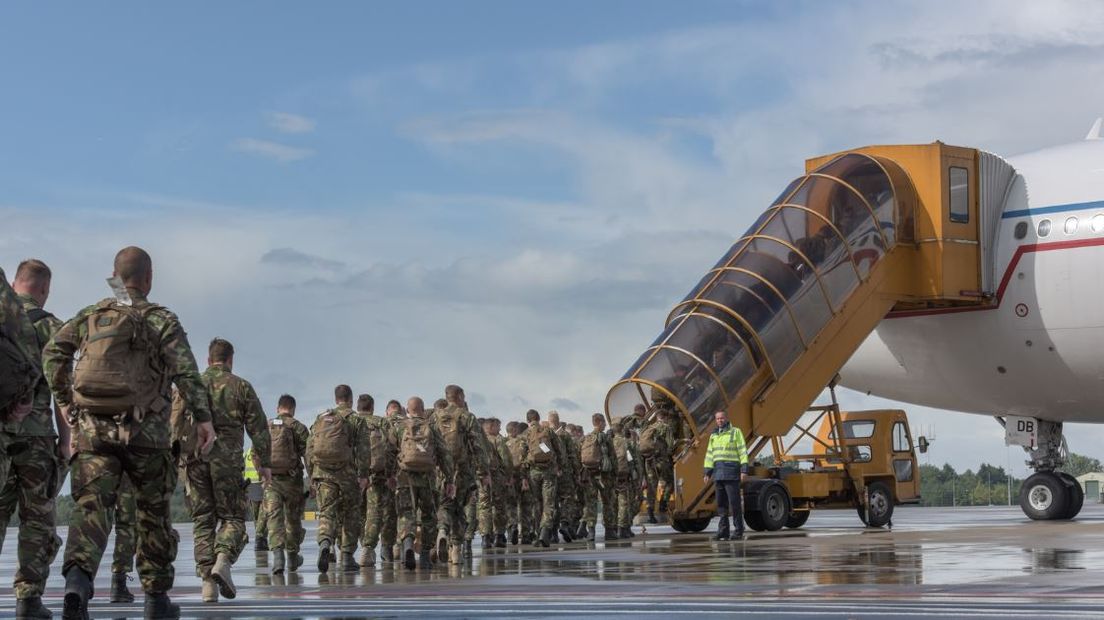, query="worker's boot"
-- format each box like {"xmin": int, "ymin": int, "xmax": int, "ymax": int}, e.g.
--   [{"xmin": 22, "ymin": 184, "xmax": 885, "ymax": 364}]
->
[
  {"xmin": 317, "ymin": 540, "xmax": 332, "ymax": 573},
  {"xmin": 605, "ymin": 525, "xmax": 619, "ymax": 541},
  {"xmin": 402, "ymin": 538, "xmax": 416, "ymax": 571},
  {"xmin": 289, "ymin": 551, "xmax": 304, "ymax": 572},
  {"xmin": 341, "ymin": 551, "xmax": 359, "ymax": 572},
  {"xmin": 586, "ymin": 525, "xmax": 596, "ymax": 542},
  {"xmin": 272, "ymin": 549, "xmax": 286, "ymax": 575},
  {"xmin": 647, "ymin": 507, "xmax": 658, "ymax": 524},
  {"xmin": 201, "ymin": 578, "xmax": 218, "ymax": 603},
  {"xmin": 212, "ymin": 552, "xmax": 237, "ymax": 599},
  {"xmin": 495, "ymin": 532, "xmax": 507, "ymax": 548},
  {"xmin": 419, "ymin": 550, "xmax": 433, "ymax": 569},
  {"xmin": 109, "ymin": 571, "xmax": 134, "ymax": 603},
  {"xmin": 538, "ymin": 527, "xmax": 552, "ymax": 548},
  {"xmin": 143, "ymin": 592, "xmax": 180, "ymax": 619},
  {"xmin": 62, "ymin": 568, "xmax": 92, "ymax": 620},
  {"xmin": 15, "ymin": 596, "xmax": 52, "ymax": 619},
  {"xmin": 254, "ymin": 535, "xmax": 268, "ymax": 552},
  {"xmin": 380, "ymin": 544, "xmax": 394, "ymax": 563},
  {"xmin": 360, "ymin": 548, "xmax": 375, "ymax": 569},
  {"xmin": 712, "ymin": 517, "xmax": 731, "ymax": 541}
]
